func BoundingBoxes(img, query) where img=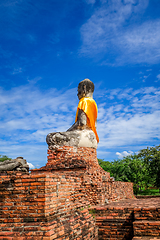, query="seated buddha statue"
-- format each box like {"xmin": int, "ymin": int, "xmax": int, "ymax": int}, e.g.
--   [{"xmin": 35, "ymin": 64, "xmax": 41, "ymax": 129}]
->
[
  {"xmin": 46, "ymin": 79, "xmax": 99, "ymax": 149},
  {"xmin": 67, "ymin": 78, "xmax": 99, "ymax": 142}
]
